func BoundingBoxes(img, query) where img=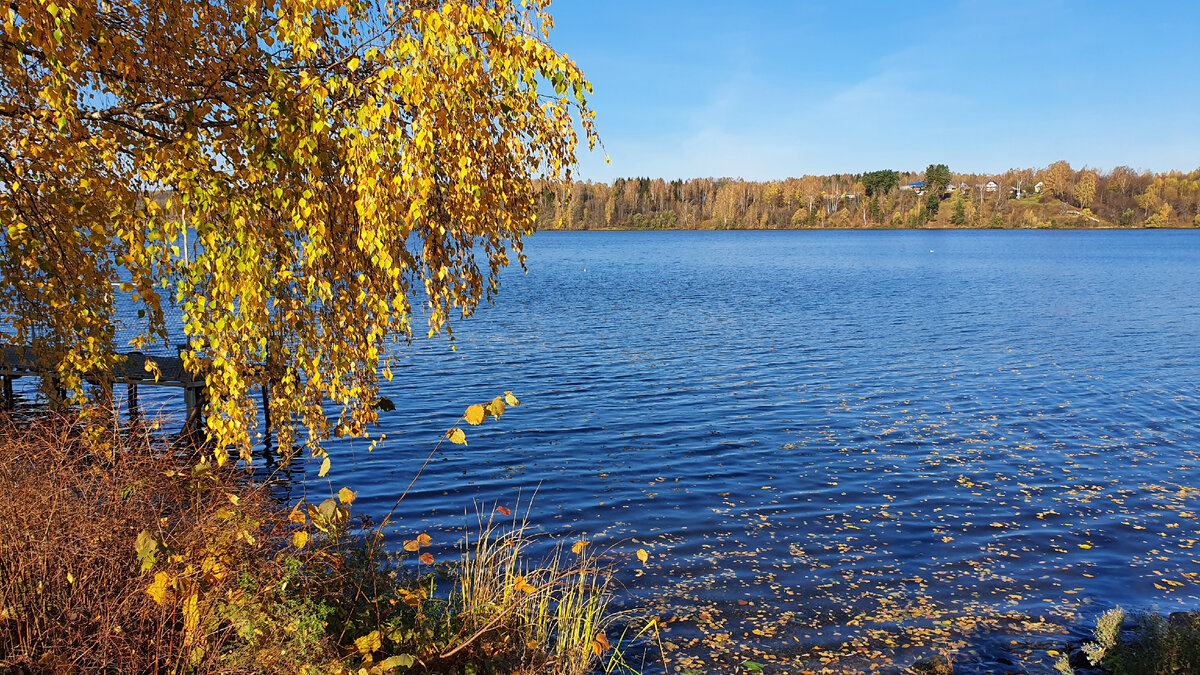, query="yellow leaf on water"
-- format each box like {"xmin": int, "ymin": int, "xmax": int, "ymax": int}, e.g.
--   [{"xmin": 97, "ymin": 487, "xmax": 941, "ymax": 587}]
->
[
  {"xmin": 637, "ymin": 548, "xmax": 649, "ymax": 564},
  {"xmin": 318, "ymin": 456, "xmax": 331, "ymax": 477},
  {"xmin": 417, "ymin": 533, "xmax": 432, "ymax": 547},
  {"xmin": 504, "ymin": 391, "xmax": 519, "ymax": 406},
  {"xmin": 403, "ymin": 540, "xmax": 420, "ymax": 552},
  {"xmin": 572, "ymin": 540, "xmax": 588, "ymax": 555},
  {"xmin": 338, "ymin": 487, "xmax": 355, "ymax": 505},
  {"xmin": 293, "ymin": 531, "xmax": 308, "ymax": 549},
  {"xmin": 1079, "ymin": 543, "xmax": 1093, "ymax": 549},
  {"xmin": 464, "ymin": 404, "xmax": 485, "ymax": 426},
  {"xmin": 446, "ymin": 428, "xmax": 466, "ymax": 445}
]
